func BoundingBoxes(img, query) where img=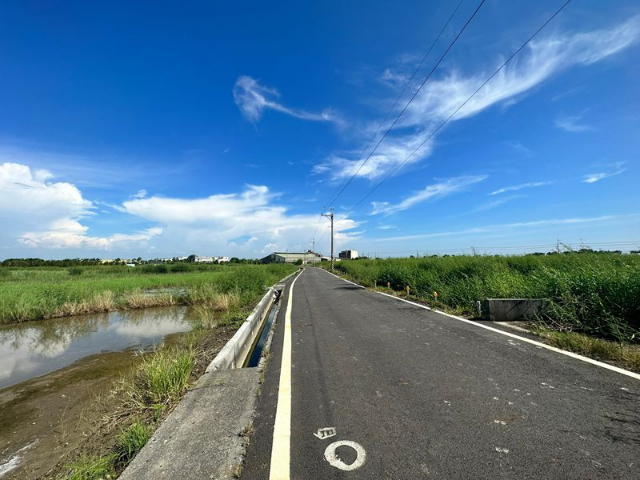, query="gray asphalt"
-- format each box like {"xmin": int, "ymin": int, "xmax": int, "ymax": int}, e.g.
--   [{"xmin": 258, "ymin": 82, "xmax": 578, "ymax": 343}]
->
[{"xmin": 242, "ymin": 267, "xmax": 639, "ymax": 479}]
